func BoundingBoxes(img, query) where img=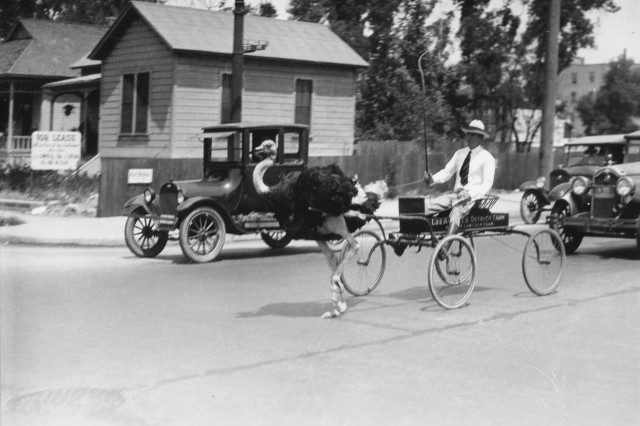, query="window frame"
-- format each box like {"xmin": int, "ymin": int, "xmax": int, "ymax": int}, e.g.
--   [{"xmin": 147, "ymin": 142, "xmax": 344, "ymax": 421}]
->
[
  {"xmin": 294, "ymin": 78, "xmax": 313, "ymax": 128},
  {"xmin": 119, "ymin": 72, "xmax": 150, "ymax": 135},
  {"xmin": 220, "ymin": 73, "xmax": 232, "ymax": 124}
]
